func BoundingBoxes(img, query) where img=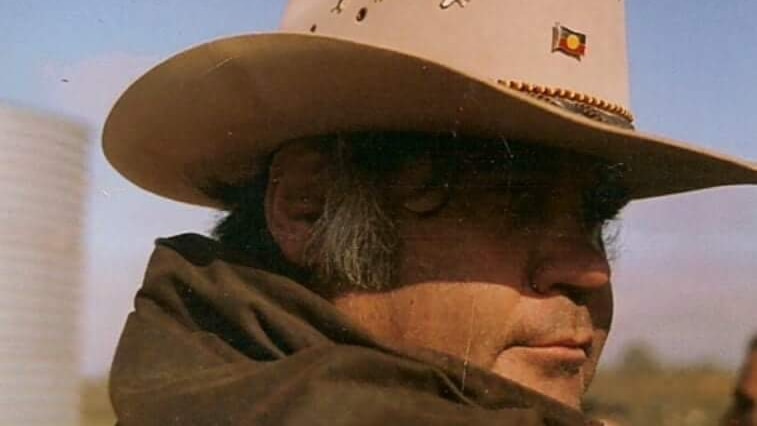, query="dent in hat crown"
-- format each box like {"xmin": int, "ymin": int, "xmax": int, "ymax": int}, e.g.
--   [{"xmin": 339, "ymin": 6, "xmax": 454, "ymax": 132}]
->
[{"xmin": 282, "ymin": 0, "xmax": 632, "ymax": 123}]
